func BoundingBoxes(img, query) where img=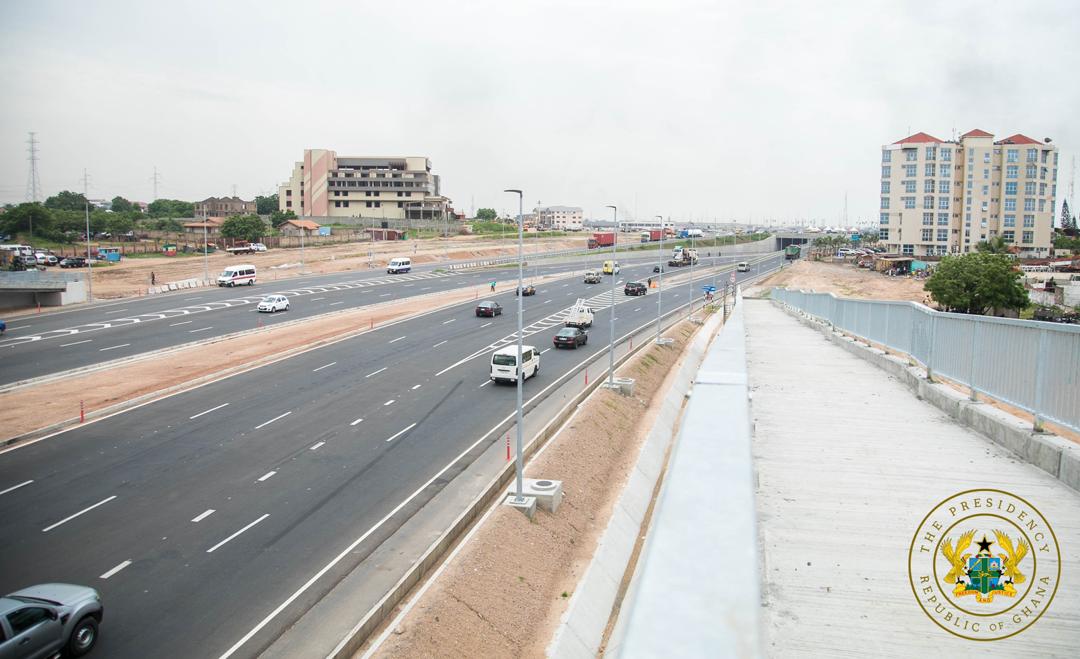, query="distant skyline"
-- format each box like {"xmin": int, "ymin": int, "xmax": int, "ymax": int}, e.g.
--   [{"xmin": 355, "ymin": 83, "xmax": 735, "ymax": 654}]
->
[{"xmin": 2, "ymin": 0, "xmax": 1078, "ymax": 225}]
